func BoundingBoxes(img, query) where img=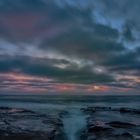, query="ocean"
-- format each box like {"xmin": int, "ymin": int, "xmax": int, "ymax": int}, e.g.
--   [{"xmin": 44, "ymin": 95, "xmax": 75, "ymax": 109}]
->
[{"xmin": 0, "ymin": 95, "xmax": 140, "ymax": 140}]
